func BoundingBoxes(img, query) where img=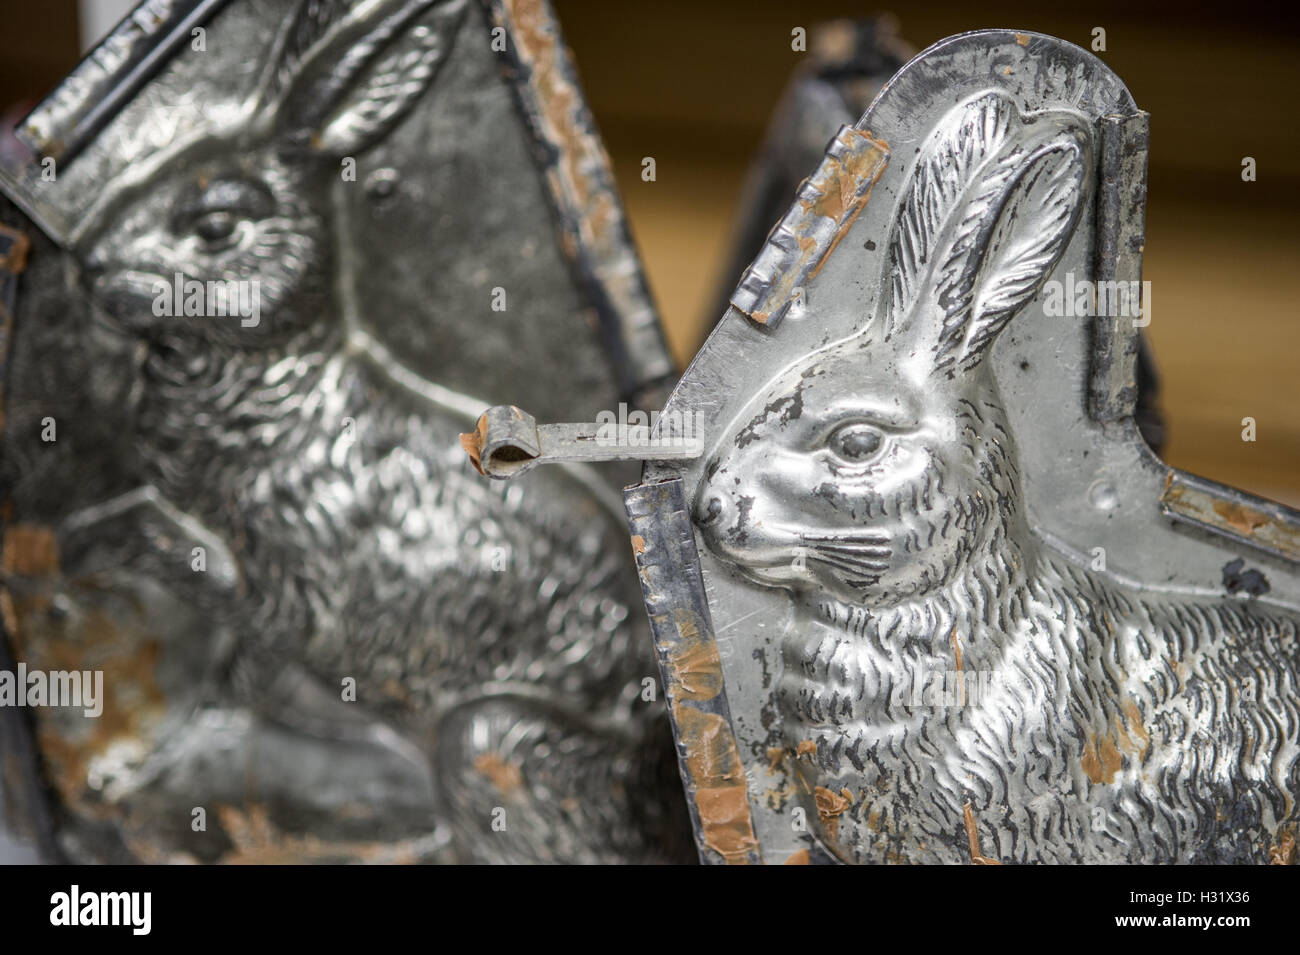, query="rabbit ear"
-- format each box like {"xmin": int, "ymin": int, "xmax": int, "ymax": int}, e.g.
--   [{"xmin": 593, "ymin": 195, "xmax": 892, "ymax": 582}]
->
[
  {"xmin": 255, "ymin": 0, "xmax": 467, "ymax": 157},
  {"xmin": 881, "ymin": 92, "xmax": 1091, "ymax": 372}
]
